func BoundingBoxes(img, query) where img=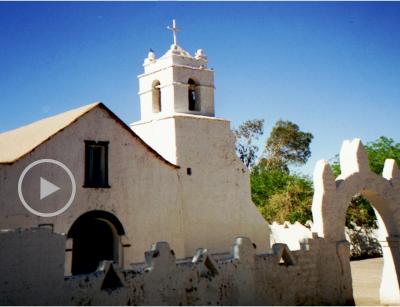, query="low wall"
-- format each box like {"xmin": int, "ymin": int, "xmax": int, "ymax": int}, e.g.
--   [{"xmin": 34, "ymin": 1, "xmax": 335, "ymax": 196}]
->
[
  {"xmin": 0, "ymin": 228, "xmax": 353, "ymax": 305},
  {"xmin": 270, "ymin": 220, "xmax": 383, "ymax": 259},
  {"xmin": 0, "ymin": 228, "xmax": 65, "ymax": 305}
]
